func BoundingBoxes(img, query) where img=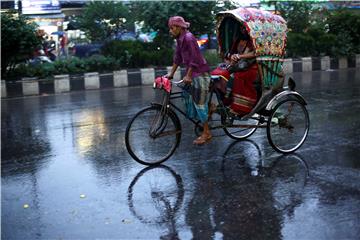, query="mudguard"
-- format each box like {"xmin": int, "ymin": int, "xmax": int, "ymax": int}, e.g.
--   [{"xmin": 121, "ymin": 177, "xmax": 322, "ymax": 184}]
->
[{"xmin": 265, "ymin": 90, "xmax": 307, "ymax": 111}]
